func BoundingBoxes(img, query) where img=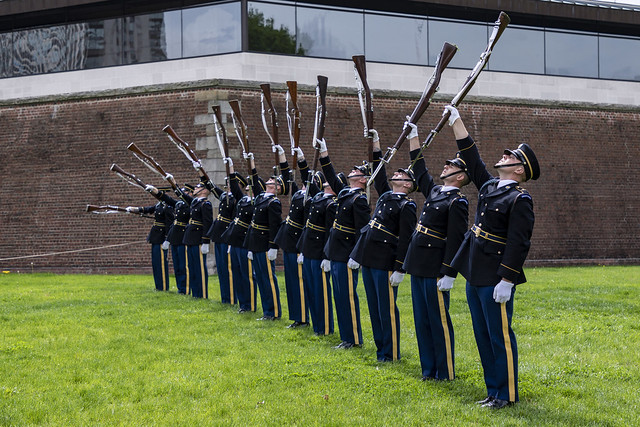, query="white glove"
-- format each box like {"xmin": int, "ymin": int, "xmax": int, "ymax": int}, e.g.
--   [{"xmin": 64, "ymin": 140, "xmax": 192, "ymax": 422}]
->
[
  {"xmin": 389, "ymin": 271, "xmax": 405, "ymax": 287},
  {"xmin": 297, "ymin": 253, "xmax": 304, "ymax": 264},
  {"xmin": 161, "ymin": 241, "xmax": 170, "ymax": 251},
  {"xmin": 247, "ymin": 251, "xmax": 253, "ymax": 260},
  {"xmin": 200, "ymin": 244, "xmax": 210, "ymax": 255},
  {"xmin": 125, "ymin": 207, "xmax": 137, "ymax": 213},
  {"xmin": 315, "ymin": 138, "xmax": 327, "ymax": 152},
  {"xmin": 437, "ymin": 275, "xmax": 455, "ymax": 291},
  {"xmin": 164, "ymin": 173, "xmax": 174, "ymax": 183},
  {"xmin": 144, "ymin": 184, "xmax": 156, "ymax": 193},
  {"xmin": 243, "ymin": 152, "xmax": 254, "ymax": 160},
  {"xmin": 267, "ymin": 248, "xmax": 278, "ymax": 261},
  {"xmin": 223, "ymin": 157, "xmax": 233, "ymax": 167},
  {"xmin": 368, "ymin": 129, "xmax": 380, "ymax": 143},
  {"xmin": 347, "ymin": 258, "xmax": 360, "ymax": 270},
  {"xmin": 493, "ymin": 280, "xmax": 514, "ymax": 303},
  {"xmin": 320, "ymin": 259, "xmax": 331, "ymax": 272},
  {"xmin": 192, "ymin": 160, "xmax": 202, "ymax": 170},
  {"xmin": 444, "ymin": 105, "xmax": 460, "ymax": 127},
  {"xmin": 292, "ymin": 147, "xmax": 304, "ymax": 159},
  {"xmin": 272, "ymin": 144, "xmax": 285, "ymax": 155},
  {"xmin": 403, "ymin": 118, "xmax": 418, "ymax": 140}
]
